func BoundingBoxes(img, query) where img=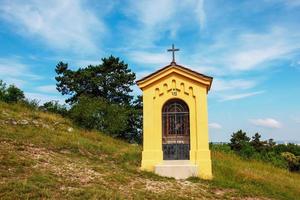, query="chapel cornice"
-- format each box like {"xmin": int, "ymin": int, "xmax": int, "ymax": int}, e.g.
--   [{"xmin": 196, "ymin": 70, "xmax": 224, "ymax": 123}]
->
[{"xmin": 136, "ymin": 63, "xmax": 213, "ymax": 92}]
